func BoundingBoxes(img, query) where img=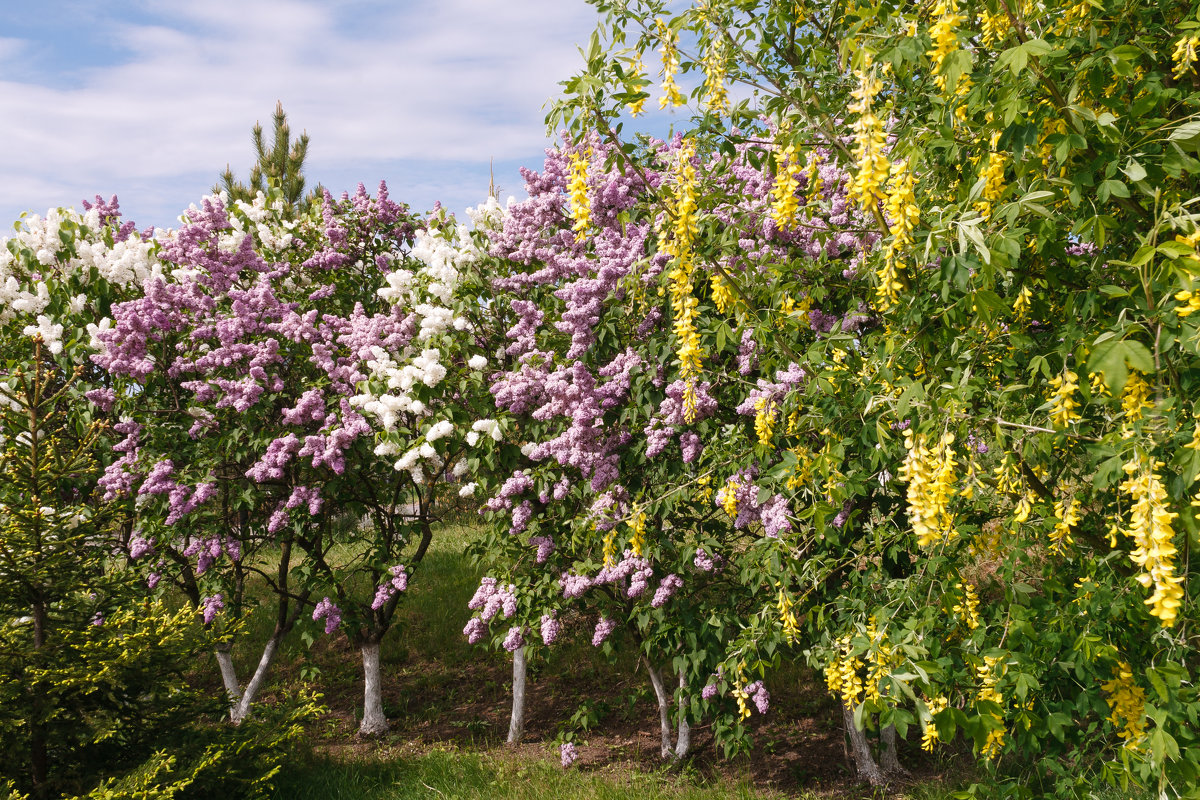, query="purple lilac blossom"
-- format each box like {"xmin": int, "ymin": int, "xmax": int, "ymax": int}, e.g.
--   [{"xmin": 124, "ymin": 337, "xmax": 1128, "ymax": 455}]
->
[
  {"xmin": 592, "ymin": 616, "xmax": 617, "ymax": 646},
  {"xmin": 312, "ymin": 597, "xmax": 342, "ymax": 634}
]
